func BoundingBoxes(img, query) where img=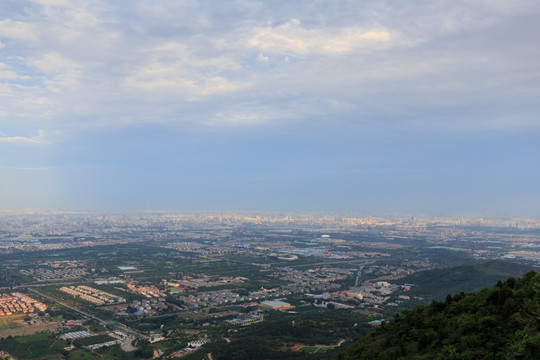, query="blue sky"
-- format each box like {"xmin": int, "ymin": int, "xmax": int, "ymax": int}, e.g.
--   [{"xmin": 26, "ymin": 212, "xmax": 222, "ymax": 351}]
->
[{"xmin": 1, "ymin": 0, "xmax": 539, "ymax": 215}]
